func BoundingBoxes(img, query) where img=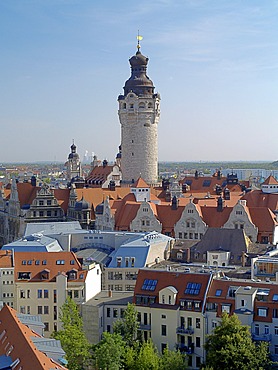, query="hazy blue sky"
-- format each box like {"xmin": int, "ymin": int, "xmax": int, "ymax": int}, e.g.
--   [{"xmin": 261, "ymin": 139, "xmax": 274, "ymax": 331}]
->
[{"xmin": 1, "ymin": 0, "xmax": 278, "ymax": 163}]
